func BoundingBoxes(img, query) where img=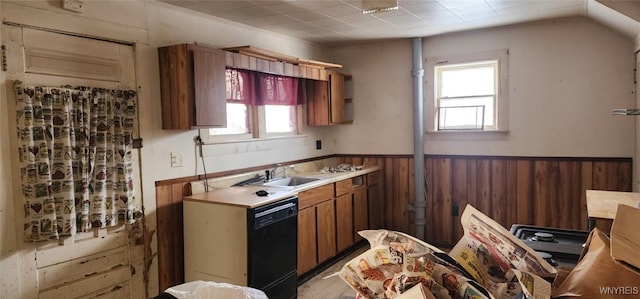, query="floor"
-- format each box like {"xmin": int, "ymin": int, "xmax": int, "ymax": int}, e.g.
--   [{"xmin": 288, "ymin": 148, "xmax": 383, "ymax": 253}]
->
[{"xmin": 297, "ymin": 245, "xmax": 368, "ymax": 299}]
